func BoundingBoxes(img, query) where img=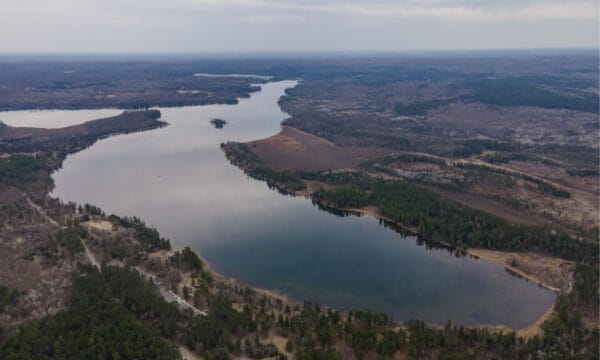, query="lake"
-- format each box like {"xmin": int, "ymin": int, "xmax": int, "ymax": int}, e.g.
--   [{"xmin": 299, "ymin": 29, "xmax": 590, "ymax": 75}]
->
[
  {"xmin": 0, "ymin": 108, "xmax": 122, "ymax": 128},
  {"xmin": 4, "ymin": 80, "xmax": 556, "ymax": 328}
]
